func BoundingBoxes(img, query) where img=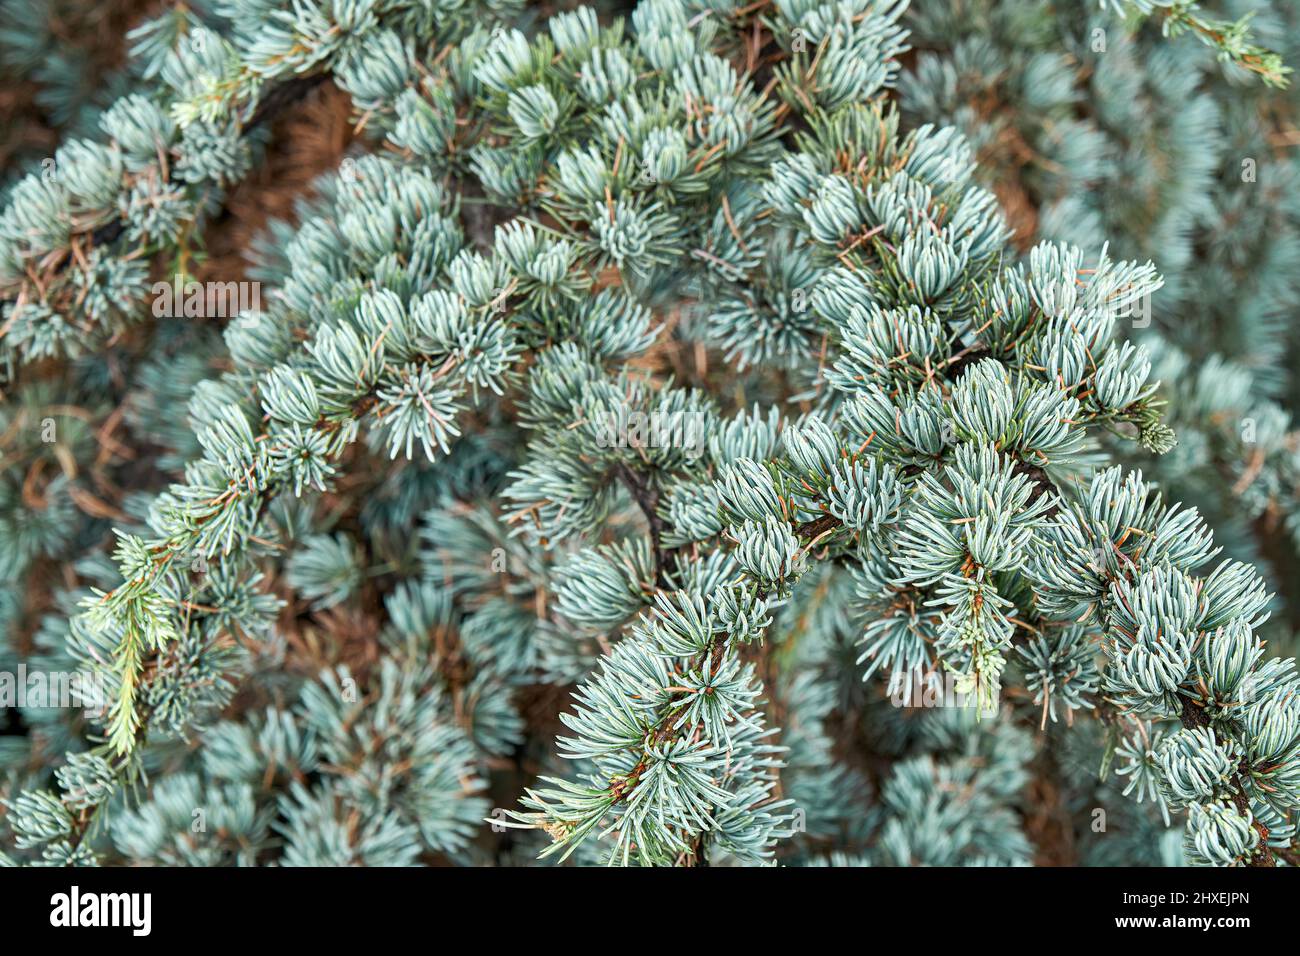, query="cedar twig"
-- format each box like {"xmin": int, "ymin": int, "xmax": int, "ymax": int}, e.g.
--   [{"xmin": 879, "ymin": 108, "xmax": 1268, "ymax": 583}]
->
[
  {"xmin": 3, "ymin": 74, "xmax": 332, "ymax": 312},
  {"xmin": 612, "ymin": 462, "xmax": 671, "ymax": 587},
  {"xmin": 1179, "ymin": 695, "xmax": 1275, "ymax": 867}
]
